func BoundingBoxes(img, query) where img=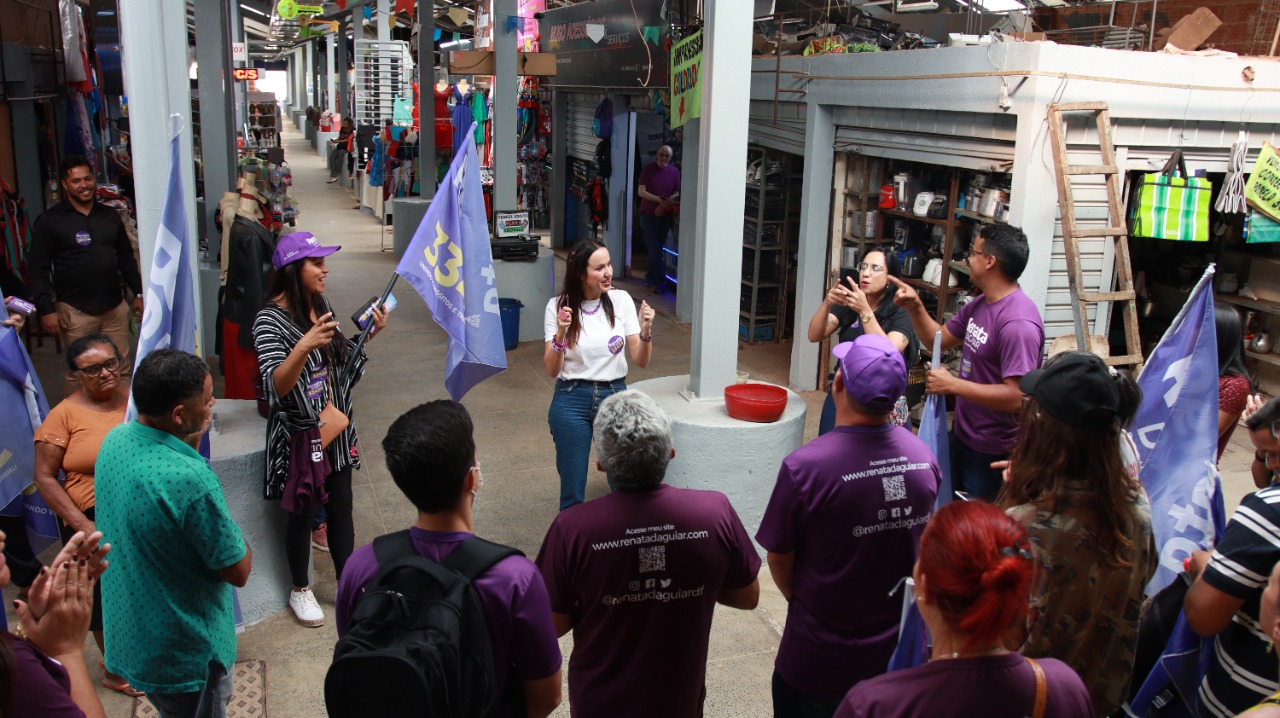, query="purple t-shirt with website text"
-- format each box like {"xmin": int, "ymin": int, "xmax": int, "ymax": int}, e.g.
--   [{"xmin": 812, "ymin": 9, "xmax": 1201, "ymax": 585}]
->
[
  {"xmin": 833, "ymin": 653, "xmax": 1092, "ymax": 718},
  {"xmin": 638, "ymin": 162, "xmax": 680, "ymax": 215},
  {"xmin": 536, "ymin": 484, "xmax": 760, "ymax": 718},
  {"xmin": 335, "ymin": 529, "xmax": 562, "ymax": 718},
  {"xmin": 756, "ymin": 425, "xmax": 941, "ymax": 698},
  {"xmin": 944, "ymin": 288, "xmax": 1044, "ymax": 455}
]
